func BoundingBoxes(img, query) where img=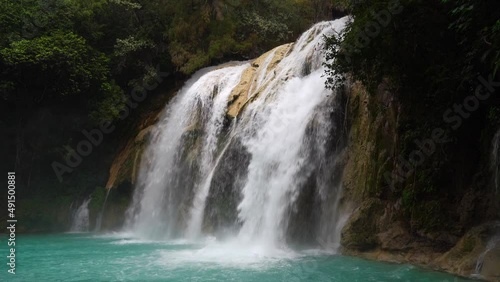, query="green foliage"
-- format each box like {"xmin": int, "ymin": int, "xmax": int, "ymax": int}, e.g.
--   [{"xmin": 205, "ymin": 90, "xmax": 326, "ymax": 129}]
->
[
  {"xmin": 1, "ymin": 31, "xmax": 109, "ymax": 98},
  {"xmin": 161, "ymin": 0, "xmax": 332, "ymax": 74},
  {"xmin": 0, "ymin": 0, "xmax": 336, "ymax": 232},
  {"xmin": 18, "ymin": 196, "xmax": 73, "ymax": 232},
  {"xmin": 89, "ymin": 81, "xmax": 126, "ymax": 125},
  {"xmin": 0, "ymin": 0, "xmax": 126, "ymax": 123},
  {"xmin": 89, "ymin": 186, "xmax": 107, "ymax": 214},
  {"xmin": 325, "ymin": 0, "xmax": 500, "ymax": 233},
  {"xmin": 240, "ymin": 11, "xmax": 291, "ymax": 43},
  {"xmin": 114, "ymin": 36, "xmax": 153, "ymax": 57},
  {"xmin": 1, "ymin": 0, "xmax": 331, "ymax": 116},
  {"xmin": 488, "ymin": 107, "xmax": 500, "ymax": 126},
  {"xmin": 326, "ymin": 0, "xmax": 500, "ymax": 95},
  {"xmin": 444, "ymin": 0, "xmax": 500, "ymax": 78}
]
